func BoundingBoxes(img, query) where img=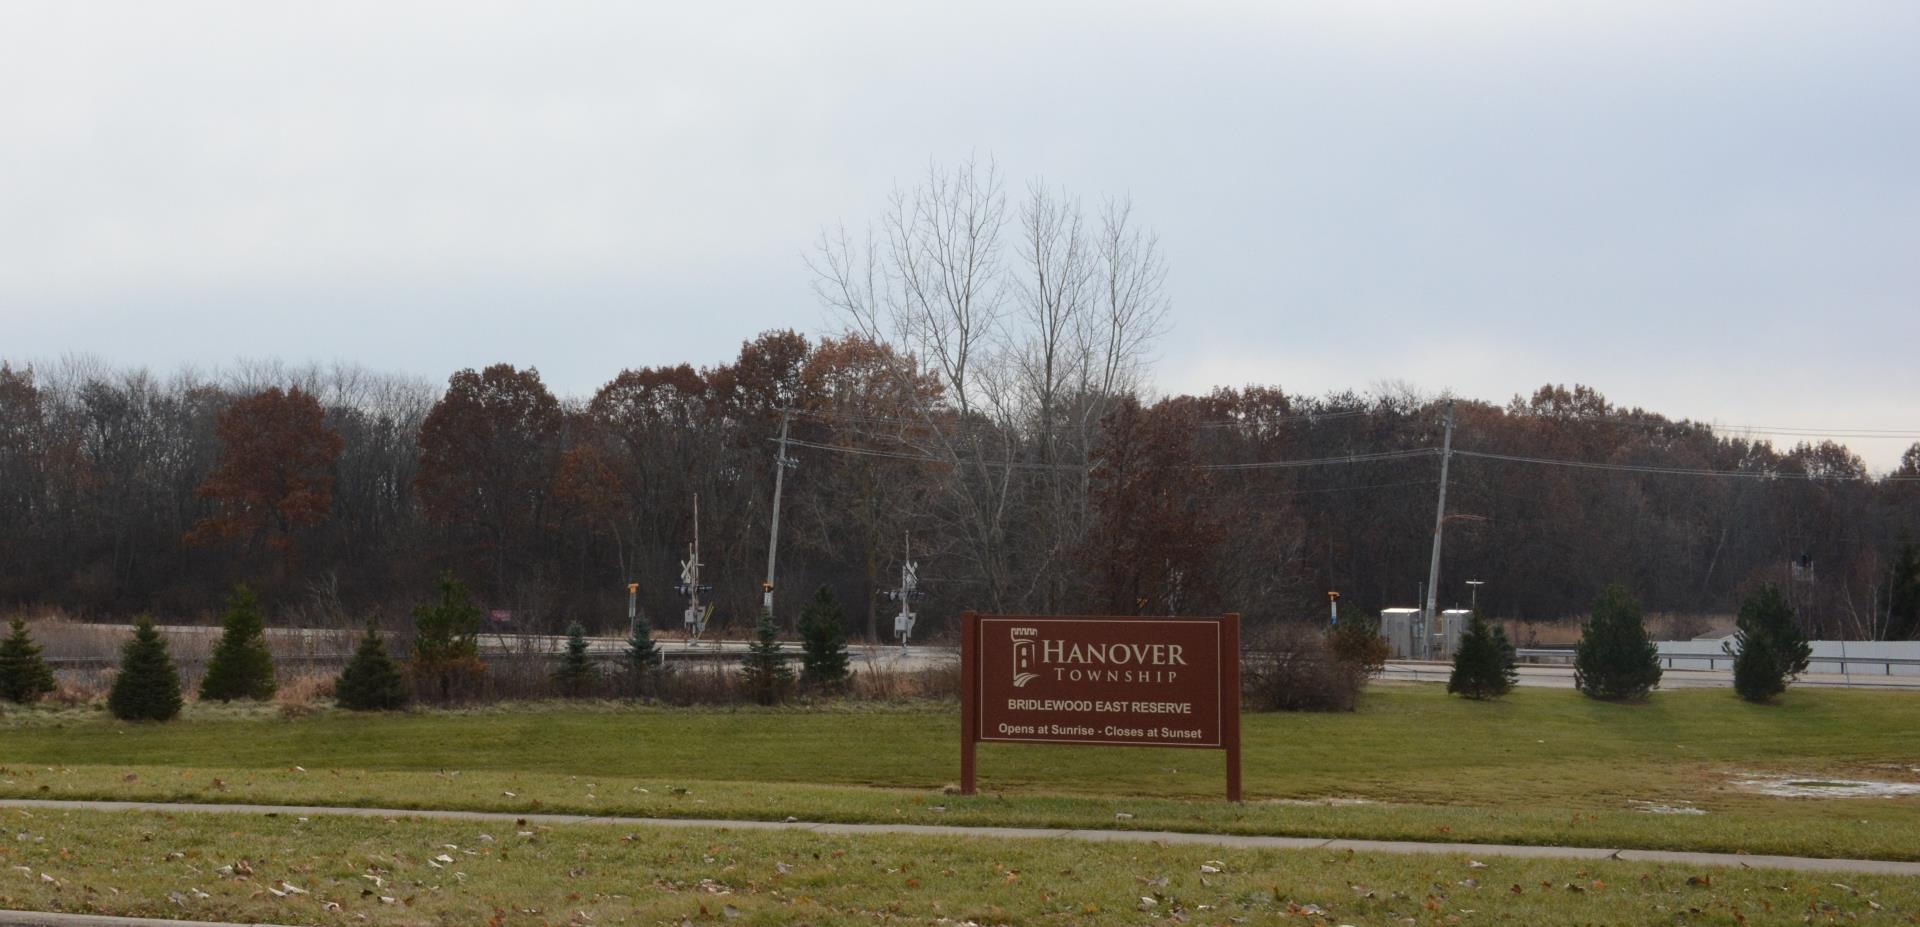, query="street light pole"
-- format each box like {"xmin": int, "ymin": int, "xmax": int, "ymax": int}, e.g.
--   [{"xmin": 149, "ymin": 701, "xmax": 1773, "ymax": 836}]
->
[{"xmin": 1466, "ymin": 579, "xmax": 1484, "ymax": 613}]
